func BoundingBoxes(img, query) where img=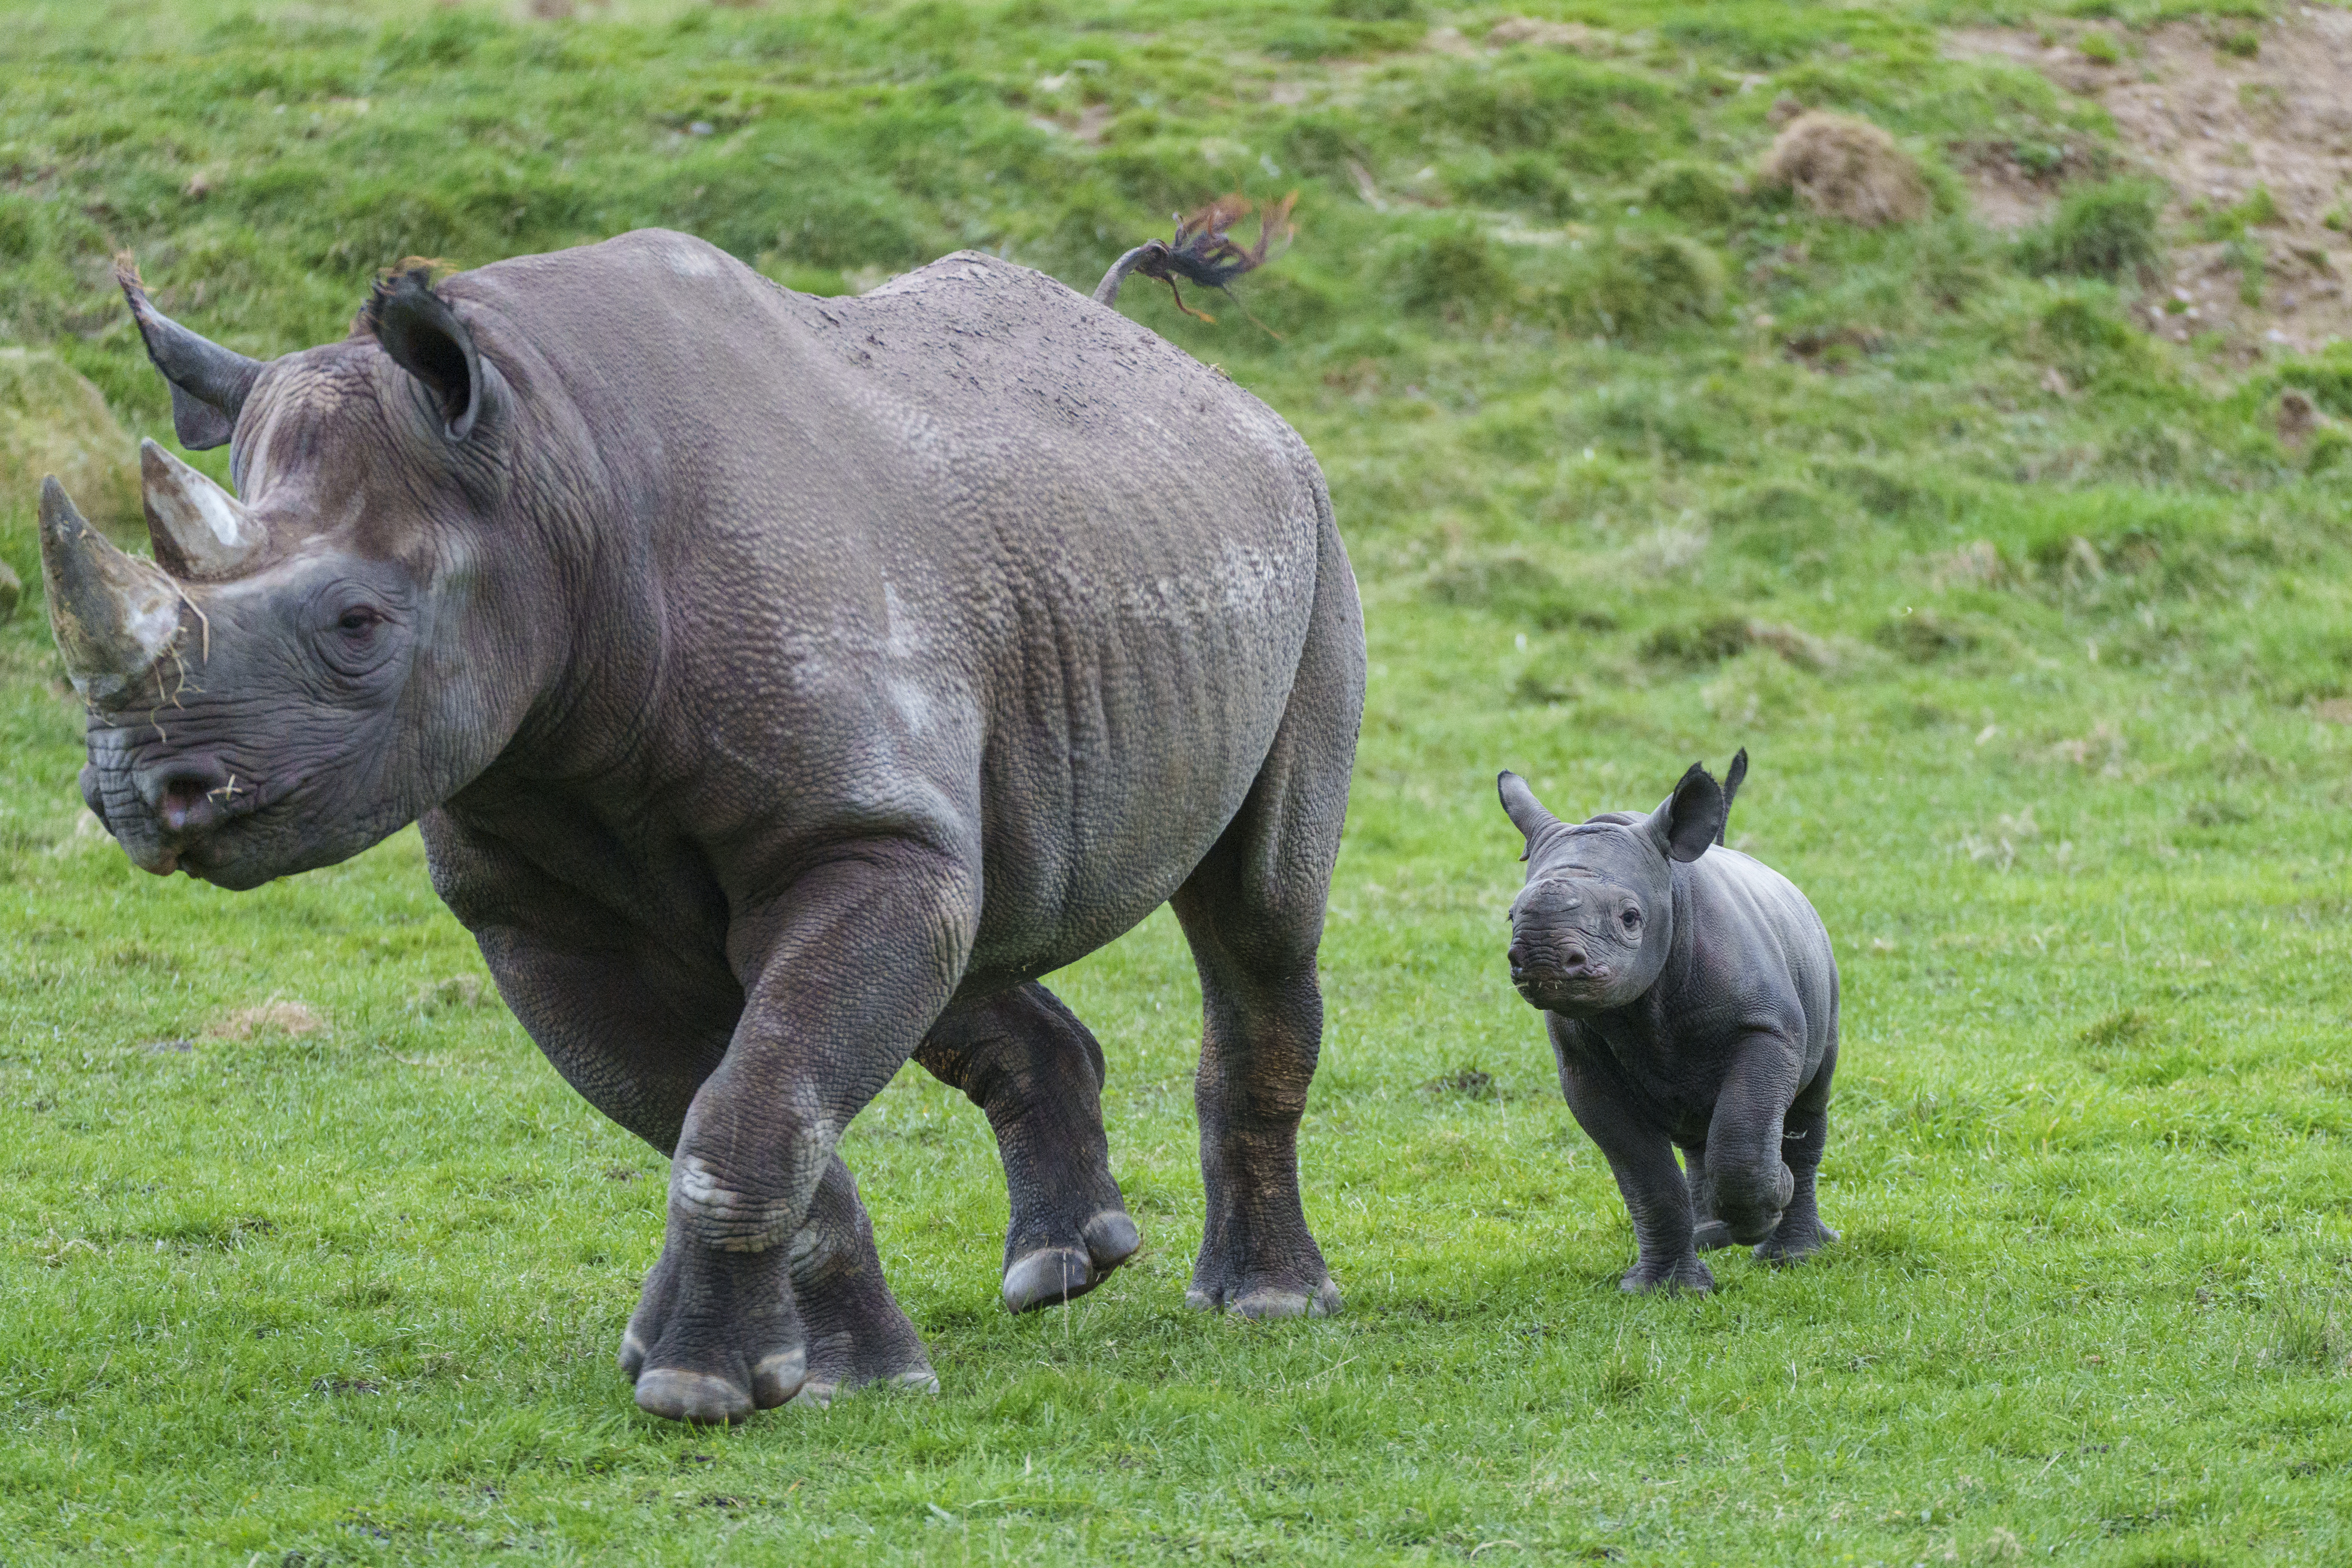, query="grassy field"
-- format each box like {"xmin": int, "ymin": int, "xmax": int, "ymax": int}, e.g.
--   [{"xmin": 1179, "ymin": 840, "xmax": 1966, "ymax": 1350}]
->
[{"xmin": 8, "ymin": 0, "xmax": 2352, "ymax": 1562}]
